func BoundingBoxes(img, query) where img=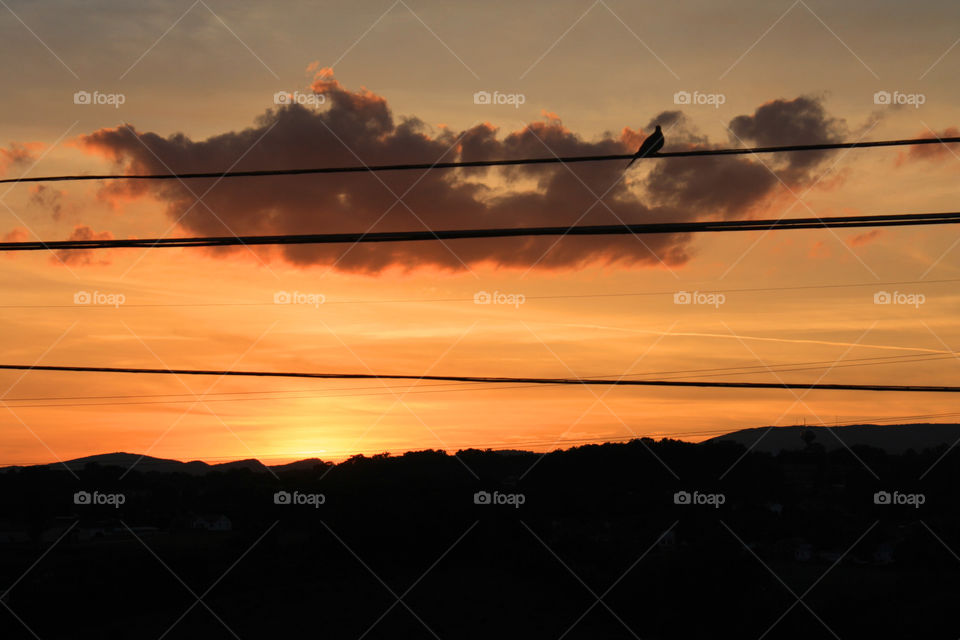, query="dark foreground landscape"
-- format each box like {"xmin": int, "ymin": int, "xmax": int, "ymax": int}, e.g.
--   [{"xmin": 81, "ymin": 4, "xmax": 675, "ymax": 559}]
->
[{"xmin": 2, "ymin": 425, "xmax": 959, "ymax": 639}]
